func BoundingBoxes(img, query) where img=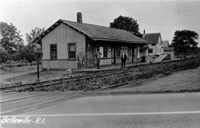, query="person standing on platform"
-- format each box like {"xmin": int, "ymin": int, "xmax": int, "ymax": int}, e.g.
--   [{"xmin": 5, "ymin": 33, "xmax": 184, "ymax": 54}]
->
[
  {"xmin": 121, "ymin": 51, "xmax": 127, "ymax": 68},
  {"xmin": 96, "ymin": 51, "xmax": 101, "ymax": 69}
]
